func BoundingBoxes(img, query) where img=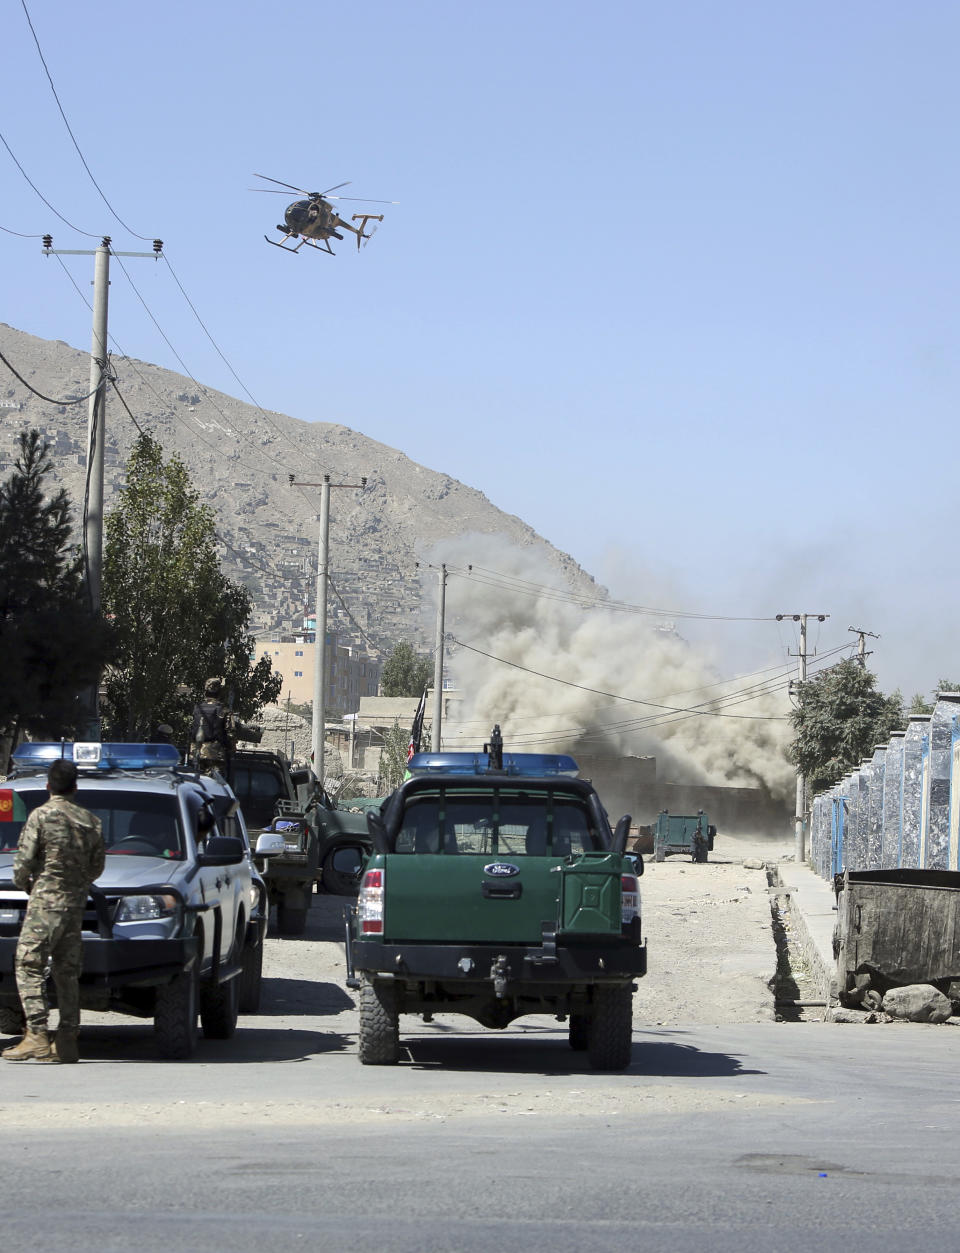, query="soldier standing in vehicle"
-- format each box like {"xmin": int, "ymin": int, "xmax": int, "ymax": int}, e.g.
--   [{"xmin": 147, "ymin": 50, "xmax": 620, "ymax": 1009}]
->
[
  {"xmin": 191, "ymin": 677, "xmax": 234, "ymax": 774},
  {"xmin": 2, "ymin": 759, "xmax": 105, "ymax": 1064}
]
